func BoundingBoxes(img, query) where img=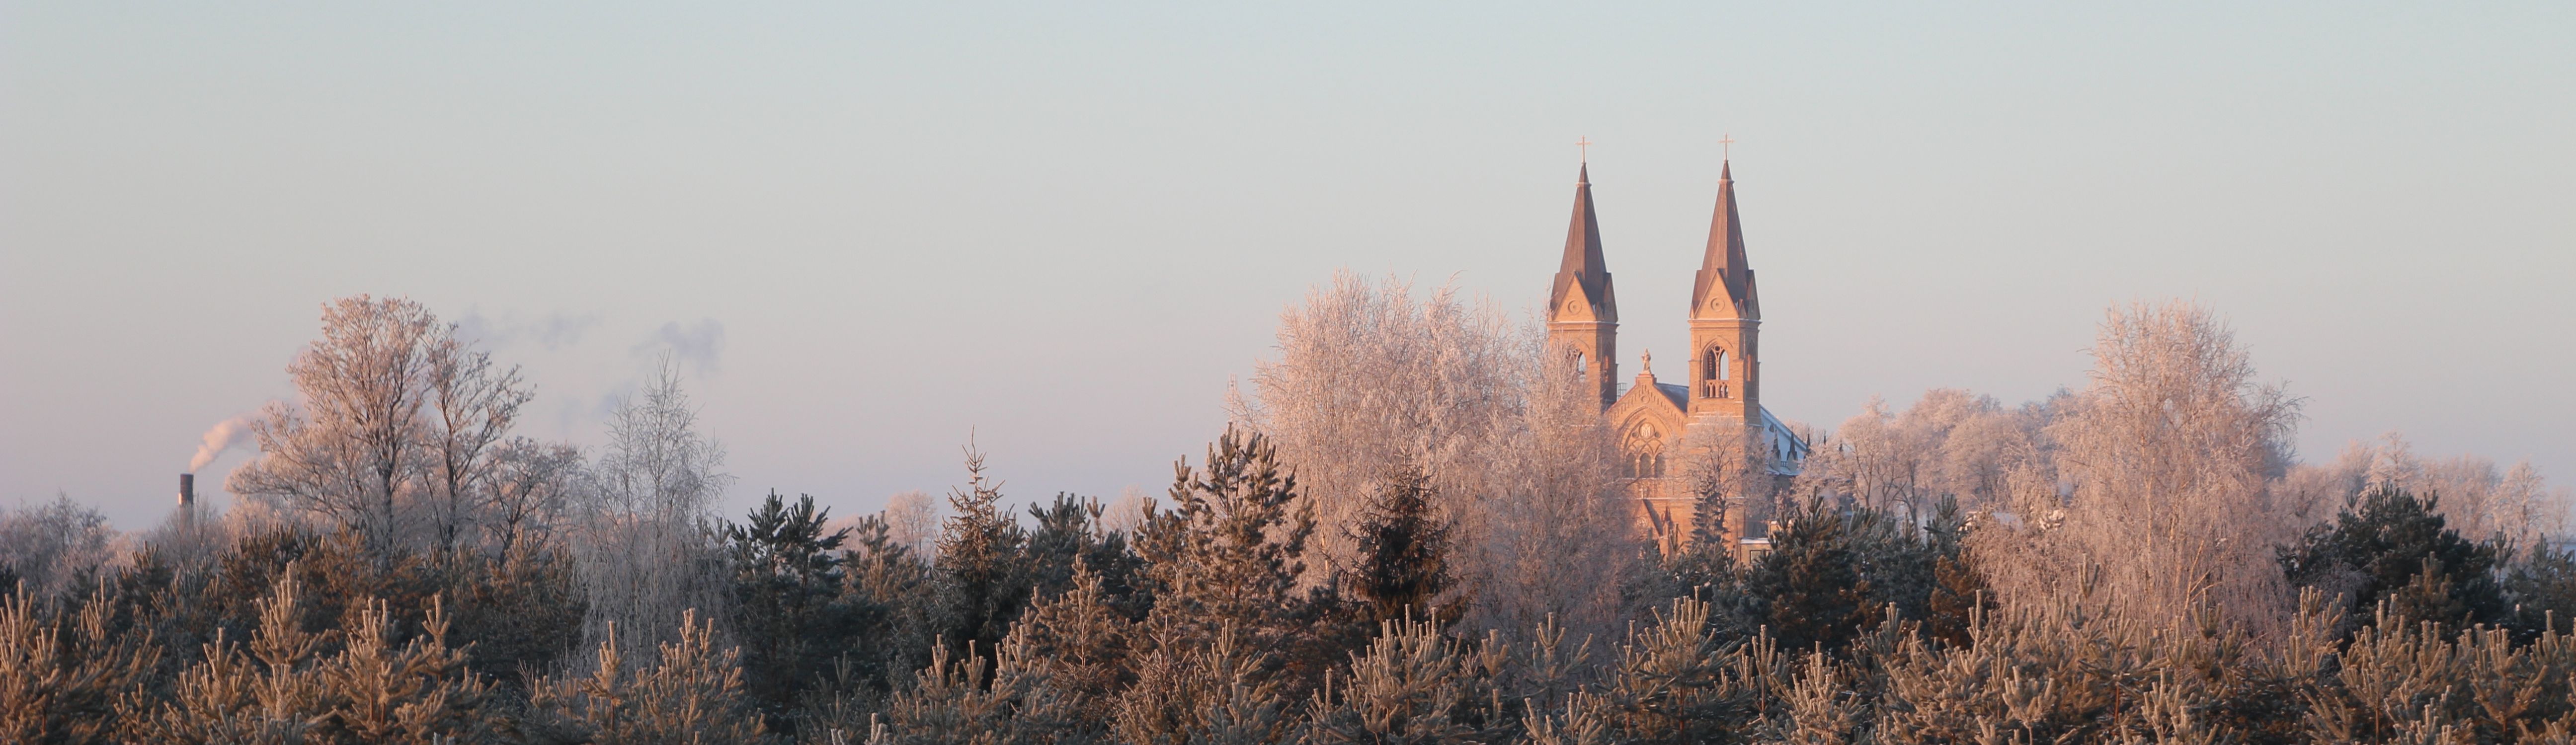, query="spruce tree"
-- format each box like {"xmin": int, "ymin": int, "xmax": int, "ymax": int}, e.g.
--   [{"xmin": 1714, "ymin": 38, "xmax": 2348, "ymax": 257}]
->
[
  {"xmin": 933, "ymin": 447, "xmax": 1032, "ymax": 664},
  {"xmin": 1659, "ymin": 485, "xmax": 1741, "ymax": 606},
  {"xmin": 1344, "ymin": 463, "xmax": 1464, "ymax": 629},
  {"xmin": 1738, "ymin": 505, "xmax": 1939, "ymax": 654}
]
